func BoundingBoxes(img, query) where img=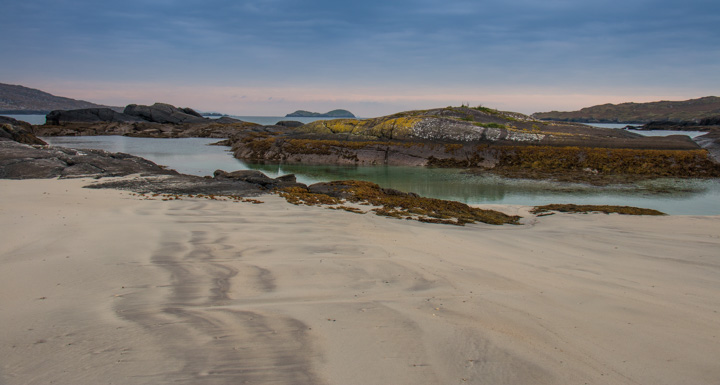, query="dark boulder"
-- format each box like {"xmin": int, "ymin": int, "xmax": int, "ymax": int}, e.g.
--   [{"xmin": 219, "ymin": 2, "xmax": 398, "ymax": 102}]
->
[
  {"xmin": 642, "ymin": 117, "xmax": 720, "ymax": 130},
  {"xmin": 46, "ymin": 108, "xmax": 145, "ymax": 124},
  {"xmin": 180, "ymin": 107, "xmax": 203, "ymax": 118},
  {"xmin": 274, "ymin": 174, "xmax": 297, "ymax": 183},
  {"xmin": 699, "ymin": 116, "xmax": 720, "ymax": 126},
  {"xmin": 0, "ymin": 116, "xmax": 47, "ymax": 145},
  {"xmin": 124, "ymin": 103, "xmax": 209, "ymax": 124},
  {"xmin": 0, "ymin": 115, "xmax": 33, "ymax": 130},
  {"xmin": 214, "ymin": 116, "xmax": 244, "ymax": 124},
  {"xmin": 275, "ymin": 120, "xmax": 305, "ymax": 128},
  {"xmin": 213, "ymin": 169, "xmax": 304, "ymax": 189}
]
